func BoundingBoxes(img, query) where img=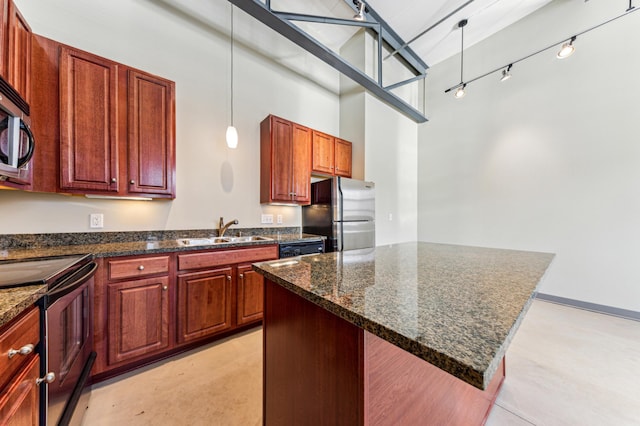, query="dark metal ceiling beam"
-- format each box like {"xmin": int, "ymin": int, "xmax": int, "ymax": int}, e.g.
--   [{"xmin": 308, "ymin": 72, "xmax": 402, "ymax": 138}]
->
[{"xmin": 228, "ymin": 0, "xmax": 428, "ymax": 123}]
